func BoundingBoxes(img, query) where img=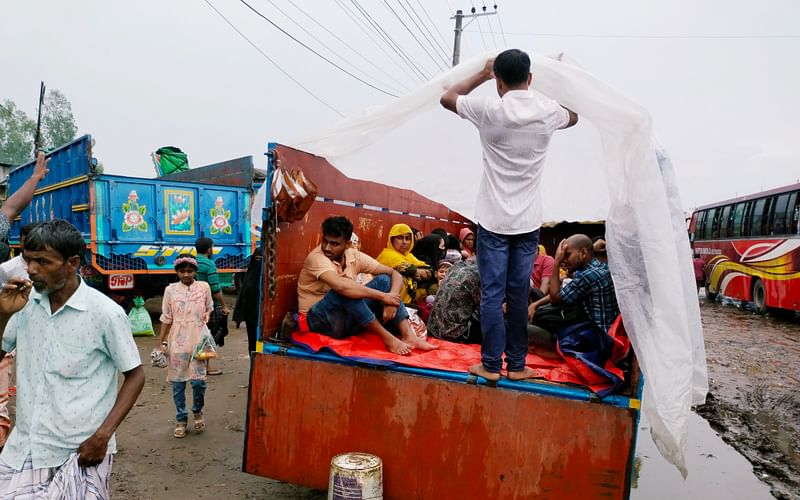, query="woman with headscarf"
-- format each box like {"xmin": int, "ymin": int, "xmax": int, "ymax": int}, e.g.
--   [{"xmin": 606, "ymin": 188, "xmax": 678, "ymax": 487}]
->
[
  {"xmin": 376, "ymin": 223, "xmax": 435, "ymax": 305},
  {"xmin": 412, "ymin": 234, "xmax": 445, "ymax": 269},
  {"xmin": 459, "ymin": 228, "xmax": 476, "ymax": 260},
  {"xmin": 233, "ymin": 246, "xmax": 262, "ymax": 354}
]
